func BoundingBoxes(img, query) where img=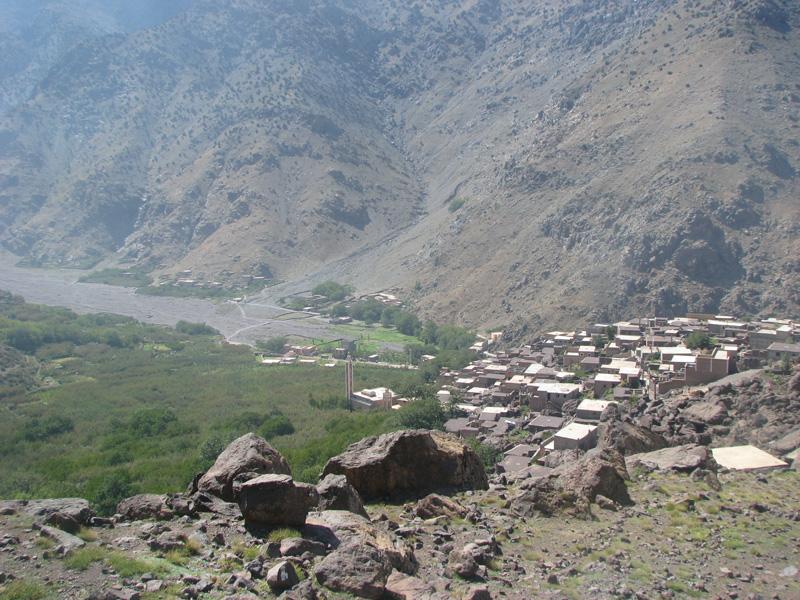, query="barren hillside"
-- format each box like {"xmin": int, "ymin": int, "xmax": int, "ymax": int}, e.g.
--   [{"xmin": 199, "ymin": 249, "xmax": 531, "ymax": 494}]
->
[{"xmin": 0, "ymin": 0, "xmax": 798, "ymax": 330}]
